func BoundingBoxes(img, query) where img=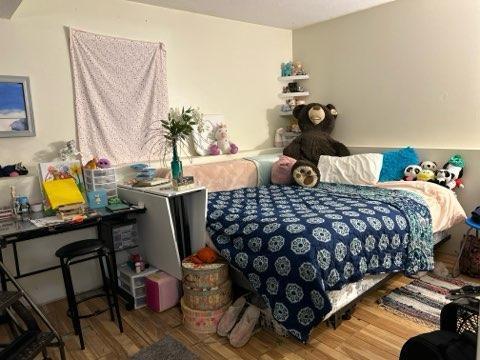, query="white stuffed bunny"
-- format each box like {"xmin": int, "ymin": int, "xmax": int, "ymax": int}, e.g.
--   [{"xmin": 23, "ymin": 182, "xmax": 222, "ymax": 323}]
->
[{"xmin": 209, "ymin": 124, "xmax": 238, "ymax": 155}]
